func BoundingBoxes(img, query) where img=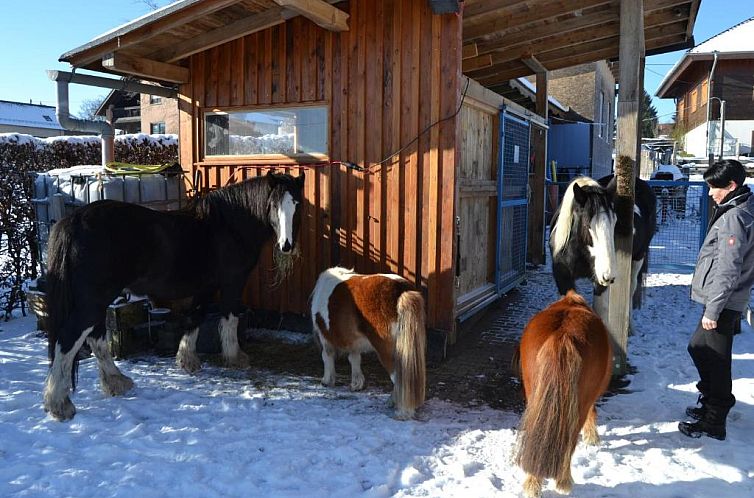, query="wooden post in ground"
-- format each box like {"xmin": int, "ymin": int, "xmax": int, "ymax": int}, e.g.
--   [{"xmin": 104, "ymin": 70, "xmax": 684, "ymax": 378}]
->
[
  {"xmin": 527, "ymin": 67, "xmax": 548, "ymax": 265},
  {"xmin": 594, "ymin": 0, "xmax": 643, "ymax": 376}
]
